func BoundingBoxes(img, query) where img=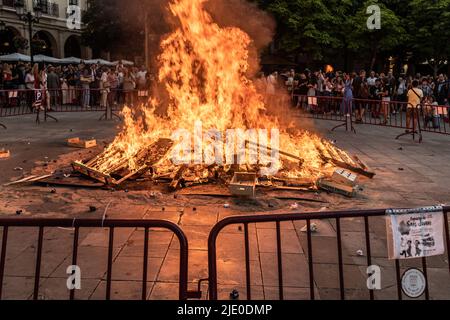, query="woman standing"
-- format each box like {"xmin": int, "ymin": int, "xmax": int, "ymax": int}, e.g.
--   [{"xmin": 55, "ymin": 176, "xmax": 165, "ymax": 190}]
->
[
  {"xmin": 380, "ymin": 78, "xmax": 393, "ymax": 124},
  {"xmin": 107, "ymin": 70, "xmax": 118, "ymax": 107},
  {"xmin": 341, "ymin": 73, "xmax": 353, "ymax": 116},
  {"xmin": 123, "ymin": 68, "xmax": 136, "ymax": 106},
  {"xmin": 32, "ymin": 64, "xmax": 43, "ymax": 111}
]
